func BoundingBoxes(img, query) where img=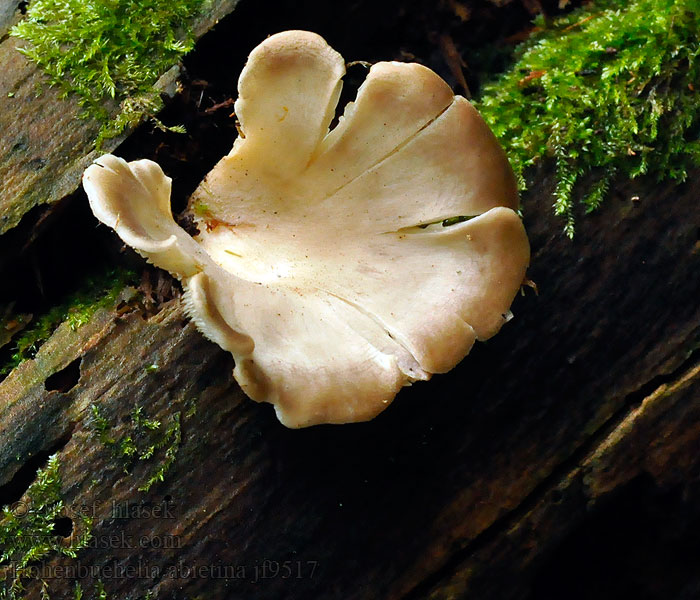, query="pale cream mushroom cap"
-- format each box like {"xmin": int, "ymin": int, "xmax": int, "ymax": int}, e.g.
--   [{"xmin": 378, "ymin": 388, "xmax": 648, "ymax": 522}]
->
[{"xmin": 82, "ymin": 30, "xmax": 530, "ymax": 428}]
